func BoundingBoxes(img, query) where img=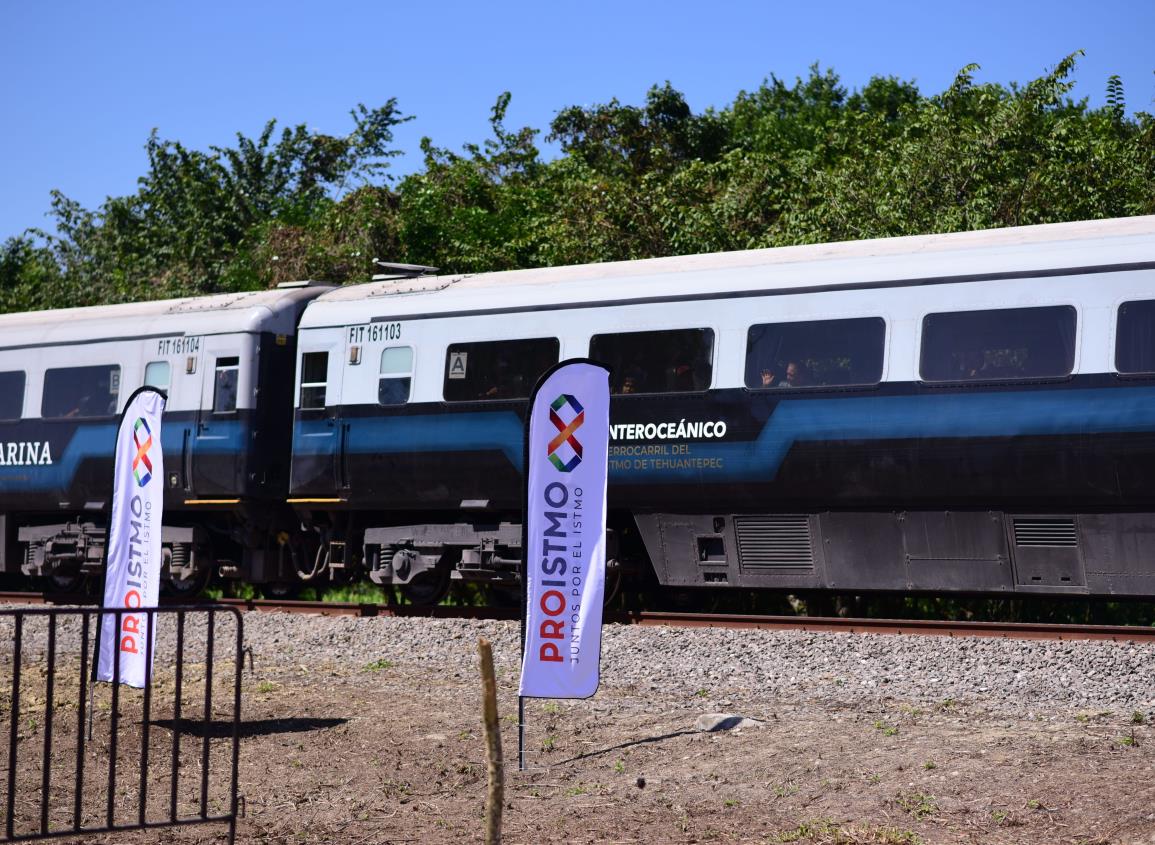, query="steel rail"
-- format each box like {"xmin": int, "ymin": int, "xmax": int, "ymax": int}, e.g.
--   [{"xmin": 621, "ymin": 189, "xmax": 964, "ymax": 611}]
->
[
  {"xmin": 140, "ymin": 601, "xmax": 1155, "ymax": 642},
  {"xmin": 209, "ymin": 597, "xmax": 520, "ymax": 620},
  {"xmin": 2, "ymin": 591, "xmax": 1153, "ymax": 642},
  {"xmin": 620, "ymin": 610, "xmax": 1155, "ymax": 642},
  {"xmin": 0, "ymin": 592, "xmax": 48, "ymax": 605}
]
